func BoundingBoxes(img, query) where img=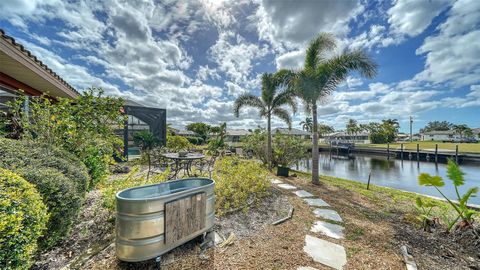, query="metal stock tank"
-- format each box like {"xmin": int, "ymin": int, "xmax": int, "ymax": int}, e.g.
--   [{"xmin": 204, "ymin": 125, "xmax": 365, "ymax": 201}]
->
[{"xmin": 115, "ymin": 178, "xmax": 215, "ymax": 262}]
